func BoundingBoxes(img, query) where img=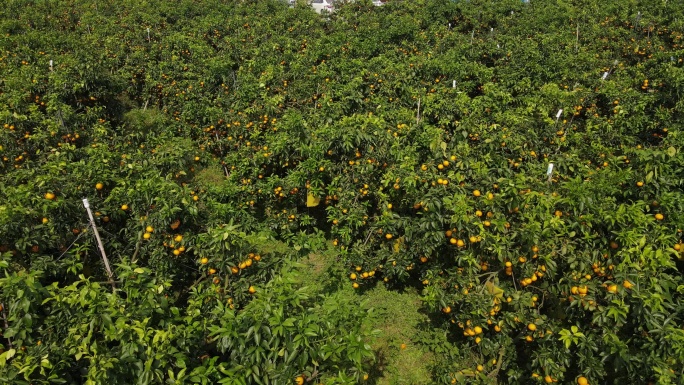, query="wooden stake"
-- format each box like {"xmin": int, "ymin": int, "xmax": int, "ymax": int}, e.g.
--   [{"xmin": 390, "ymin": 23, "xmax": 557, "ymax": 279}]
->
[{"xmin": 82, "ymin": 198, "xmax": 116, "ymax": 289}]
